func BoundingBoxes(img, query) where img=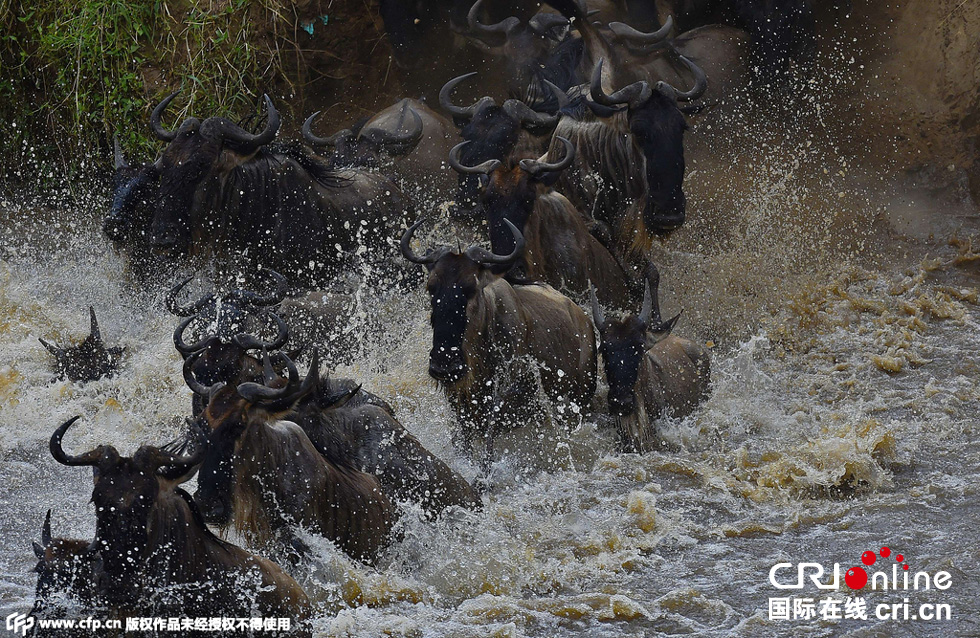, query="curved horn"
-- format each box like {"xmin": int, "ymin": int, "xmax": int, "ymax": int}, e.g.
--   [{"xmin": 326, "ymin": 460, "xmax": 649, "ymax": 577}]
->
[
  {"xmin": 467, "ymin": 0, "xmax": 521, "ymax": 39},
  {"xmin": 203, "ymin": 94, "xmax": 281, "ymax": 152},
  {"xmin": 590, "ymin": 59, "xmax": 651, "ymax": 108},
  {"xmin": 38, "ymin": 338, "xmax": 63, "ymax": 357},
  {"xmin": 607, "ymin": 15, "xmax": 673, "ymax": 45},
  {"xmin": 448, "ymin": 141, "xmax": 501, "ymax": 175},
  {"xmin": 230, "ymin": 312, "xmax": 289, "ymax": 351},
  {"xmin": 182, "ymin": 350, "xmax": 223, "ymax": 396},
  {"xmin": 225, "ymin": 269, "xmax": 288, "ymax": 307},
  {"xmin": 528, "ymin": 13, "xmax": 570, "ymax": 36},
  {"xmin": 41, "ymin": 510, "xmax": 52, "ymax": 547},
  {"xmin": 113, "ymin": 135, "xmax": 129, "ymax": 171},
  {"xmin": 235, "ymin": 347, "xmax": 297, "ymax": 402},
  {"xmin": 439, "ymin": 73, "xmax": 482, "ymax": 120},
  {"xmin": 49, "ymin": 416, "xmax": 104, "ymax": 467},
  {"xmin": 362, "ymin": 105, "xmax": 424, "ymax": 153},
  {"xmin": 519, "ymin": 136, "xmax": 575, "ymax": 176},
  {"xmin": 88, "ymin": 307, "xmax": 102, "ymax": 343},
  {"xmin": 639, "ymin": 280, "xmax": 654, "ymax": 325},
  {"xmin": 589, "ymin": 281, "xmax": 606, "ymax": 328},
  {"xmin": 302, "ymin": 111, "xmax": 354, "ymax": 147},
  {"xmin": 173, "ymin": 315, "xmax": 212, "ymax": 355},
  {"xmin": 543, "ymin": 80, "xmax": 570, "ymax": 111},
  {"xmin": 400, "ymin": 219, "xmax": 439, "ymax": 265},
  {"xmin": 464, "ymin": 218, "xmax": 525, "ymax": 267},
  {"xmin": 150, "ymin": 91, "xmax": 180, "ymax": 142},
  {"xmin": 166, "ymin": 276, "xmax": 215, "ymax": 317},
  {"xmin": 657, "ymin": 53, "xmax": 707, "ymax": 102},
  {"xmin": 502, "ymin": 99, "xmax": 558, "ymax": 130}
]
